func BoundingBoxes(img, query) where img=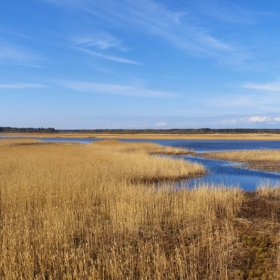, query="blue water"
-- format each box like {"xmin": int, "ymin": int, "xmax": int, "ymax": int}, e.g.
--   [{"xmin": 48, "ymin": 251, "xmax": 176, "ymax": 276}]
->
[
  {"xmin": 2, "ymin": 136, "xmax": 280, "ymax": 190},
  {"xmin": 119, "ymin": 139, "xmax": 280, "ymax": 153},
  {"xmin": 119, "ymin": 139, "xmax": 280, "ymax": 190},
  {"xmin": 176, "ymin": 155, "xmax": 280, "ymax": 191}
]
